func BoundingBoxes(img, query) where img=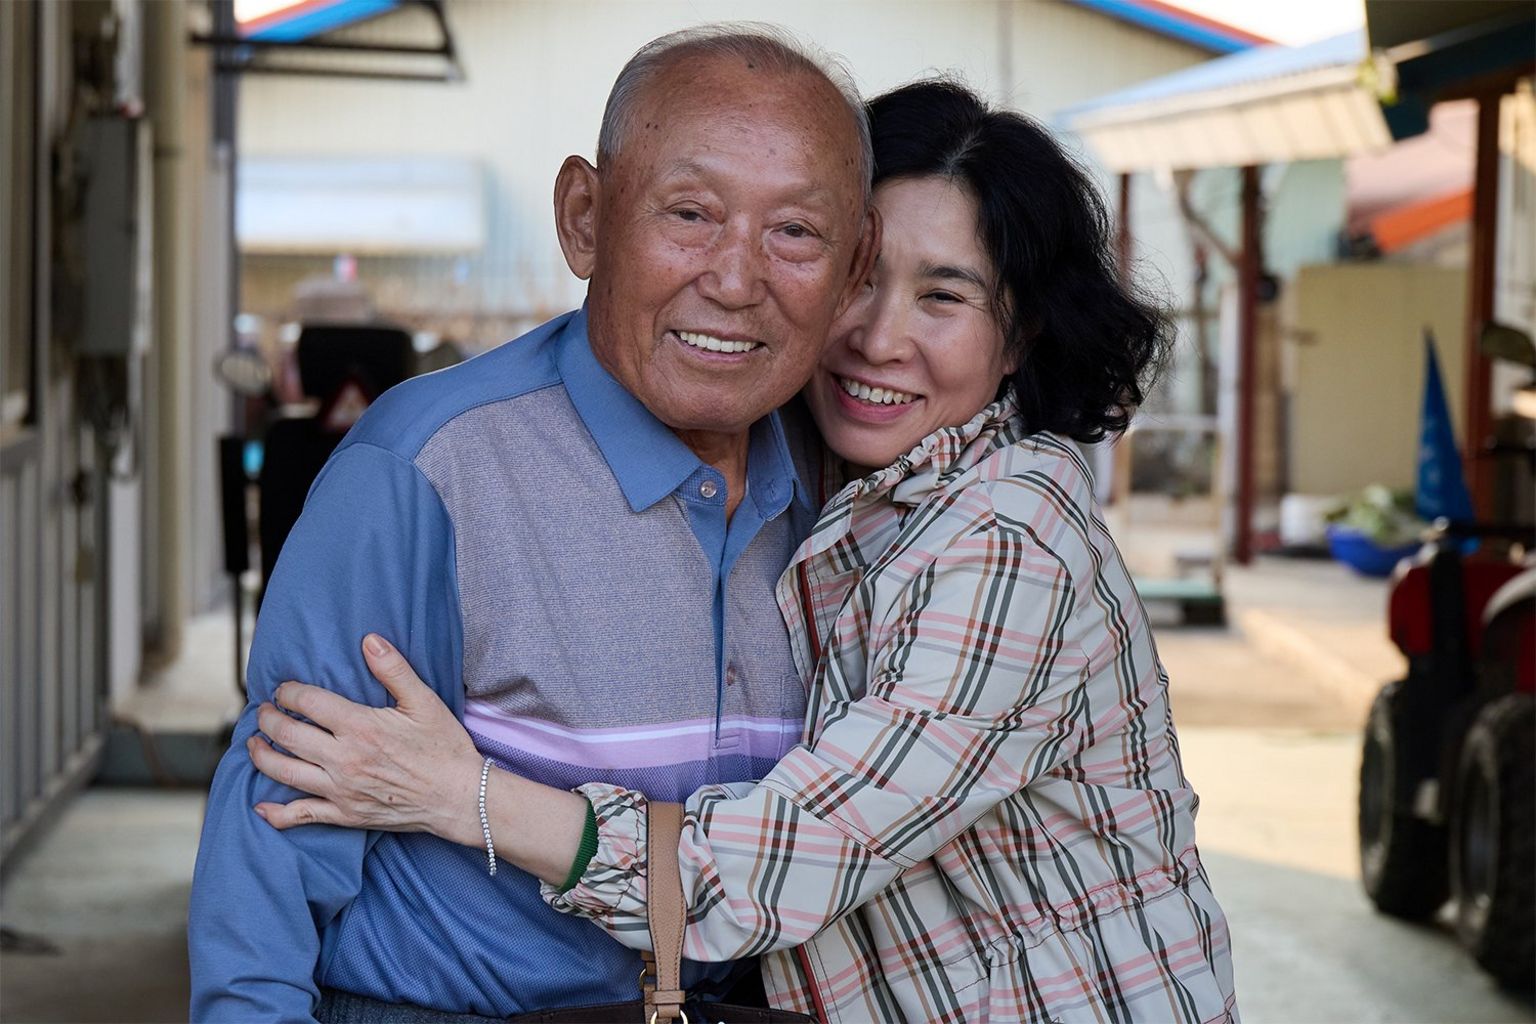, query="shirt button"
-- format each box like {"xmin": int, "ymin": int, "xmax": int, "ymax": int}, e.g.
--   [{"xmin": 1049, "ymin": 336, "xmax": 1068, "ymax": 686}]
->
[{"xmin": 699, "ymin": 480, "xmax": 718, "ymax": 499}]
